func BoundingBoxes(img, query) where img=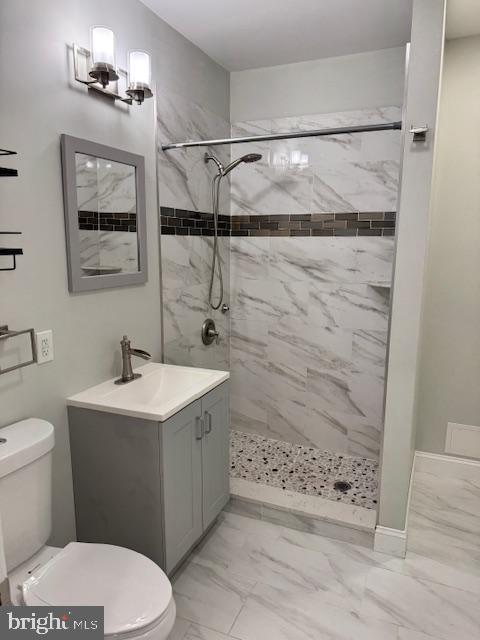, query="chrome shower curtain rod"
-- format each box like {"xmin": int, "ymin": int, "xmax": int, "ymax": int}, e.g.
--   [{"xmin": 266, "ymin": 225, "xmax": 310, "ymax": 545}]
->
[{"xmin": 161, "ymin": 121, "xmax": 402, "ymax": 151}]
